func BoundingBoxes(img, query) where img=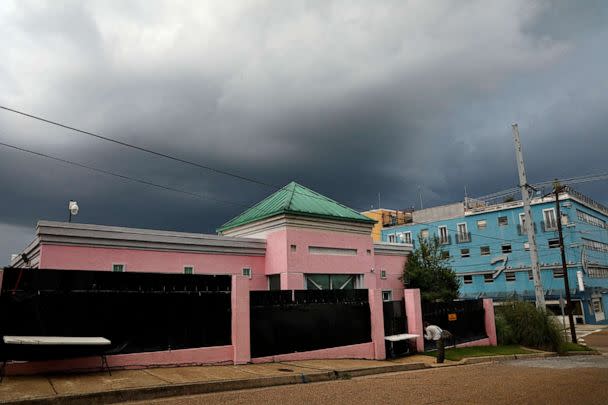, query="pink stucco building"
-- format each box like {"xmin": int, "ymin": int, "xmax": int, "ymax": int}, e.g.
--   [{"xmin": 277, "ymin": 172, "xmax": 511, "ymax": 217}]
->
[
  {"xmin": 11, "ymin": 182, "xmax": 410, "ymax": 298},
  {"xmin": 4, "ymin": 182, "xmax": 413, "ymax": 373}
]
